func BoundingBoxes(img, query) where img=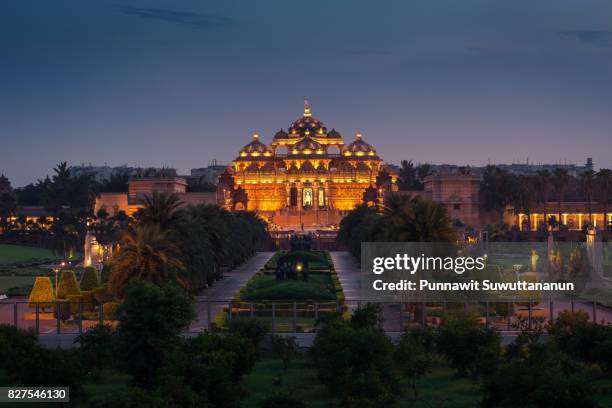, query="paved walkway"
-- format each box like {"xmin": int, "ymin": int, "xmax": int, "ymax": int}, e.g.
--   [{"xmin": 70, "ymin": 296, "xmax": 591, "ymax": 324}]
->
[
  {"xmin": 191, "ymin": 251, "xmax": 273, "ymax": 330},
  {"xmin": 330, "ymin": 251, "xmax": 361, "ymax": 311}
]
